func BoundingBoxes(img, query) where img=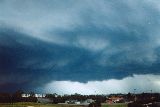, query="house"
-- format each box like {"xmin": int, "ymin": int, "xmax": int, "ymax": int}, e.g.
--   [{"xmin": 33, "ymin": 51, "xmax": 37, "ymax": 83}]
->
[
  {"xmin": 21, "ymin": 93, "xmax": 46, "ymax": 98},
  {"xmin": 21, "ymin": 94, "xmax": 31, "ymax": 98},
  {"xmin": 106, "ymin": 96, "xmax": 124, "ymax": 104},
  {"xmin": 64, "ymin": 99, "xmax": 94, "ymax": 105},
  {"xmin": 65, "ymin": 100, "xmax": 80, "ymax": 104},
  {"xmin": 35, "ymin": 94, "xmax": 46, "ymax": 98},
  {"xmin": 81, "ymin": 99, "xmax": 95, "ymax": 105}
]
